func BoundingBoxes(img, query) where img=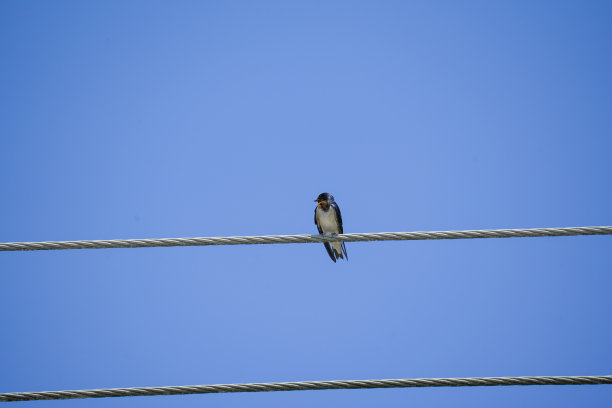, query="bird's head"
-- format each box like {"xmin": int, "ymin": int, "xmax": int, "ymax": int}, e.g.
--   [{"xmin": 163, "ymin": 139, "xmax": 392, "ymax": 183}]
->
[{"xmin": 315, "ymin": 192, "xmax": 334, "ymax": 206}]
